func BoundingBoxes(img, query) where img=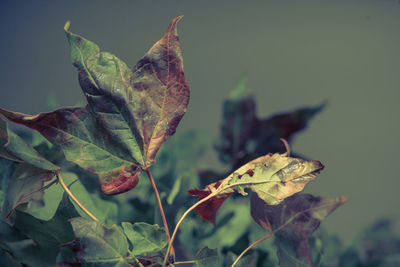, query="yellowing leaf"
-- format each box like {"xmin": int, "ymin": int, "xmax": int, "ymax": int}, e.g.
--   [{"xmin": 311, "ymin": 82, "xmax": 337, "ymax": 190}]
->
[{"xmin": 189, "ymin": 153, "xmax": 323, "ymax": 224}]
